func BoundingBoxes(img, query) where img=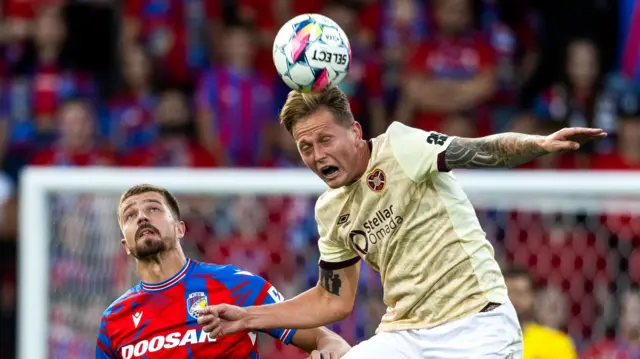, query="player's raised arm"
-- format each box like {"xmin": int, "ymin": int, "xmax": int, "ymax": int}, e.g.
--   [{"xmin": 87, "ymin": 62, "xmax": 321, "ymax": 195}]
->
[
  {"xmin": 388, "ymin": 122, "xmax": 607, "ymax": 177},
  {"xmin": 441, "ymin": 127, "xmax": 606, "ymax": 170}
]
